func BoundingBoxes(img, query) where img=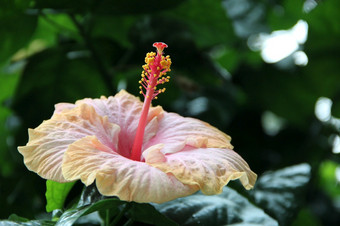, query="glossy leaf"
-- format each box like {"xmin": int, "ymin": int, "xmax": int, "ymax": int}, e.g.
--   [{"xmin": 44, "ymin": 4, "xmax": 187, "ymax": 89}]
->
[
  {"xmin": 154, "ymin": 186, "xmax": 278, "ymax": 226},
  {"xmin": 56, "ymin": 199, "xmax": 122, "ymax": 226},
  {"xmin": 77, "ymin": 183, "xmax": 105, "ymax": 207},
  {"xmin": 45, "ymin": 180, "xmax": 75, "ymax": 212},
  {"xmin": 0, "ymin": 214, "xmax": 55, "ymax": 226},
  {"xmin": 250, "ymin": 163, "xmax": 311, "ymax": 225},
  {"xmin": 127, "ymin": 203, "xmax": 177, "ymax": 226},
  {"xmin": 66, "ymin": 184, "xmax": 176, "ymax": 225}
]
